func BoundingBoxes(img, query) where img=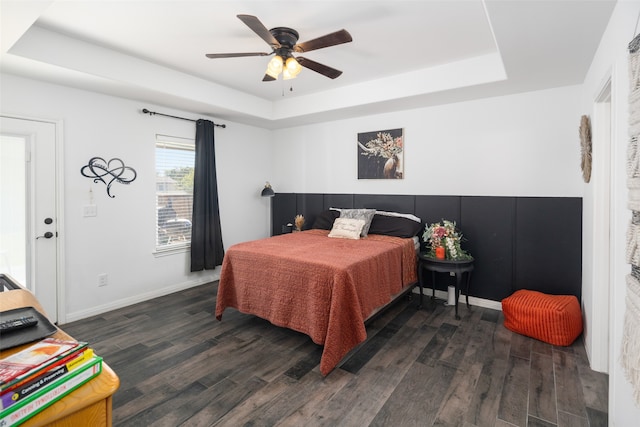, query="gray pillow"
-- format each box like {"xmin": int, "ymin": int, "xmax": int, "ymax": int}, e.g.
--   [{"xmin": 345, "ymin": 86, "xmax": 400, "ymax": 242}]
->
[{"xmin": 339, "ymin": 208, "xmax": 376, "ymax": 237}]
